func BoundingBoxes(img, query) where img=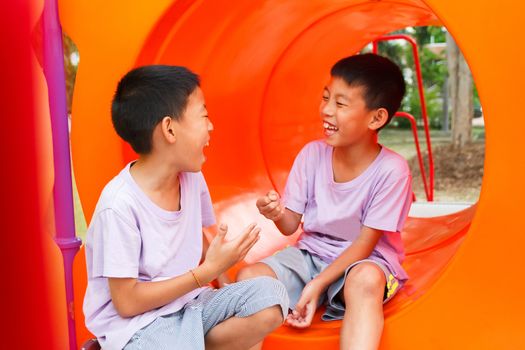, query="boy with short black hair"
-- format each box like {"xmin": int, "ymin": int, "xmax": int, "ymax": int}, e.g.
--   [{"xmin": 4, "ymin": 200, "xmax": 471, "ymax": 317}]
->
[
  {"xmin": 84, "ymin": 65, "xmax": 289, "ymax": 350},
  {"xmin": 238, "ymin": 54, "xmax": 412, "ymax": 350}
]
